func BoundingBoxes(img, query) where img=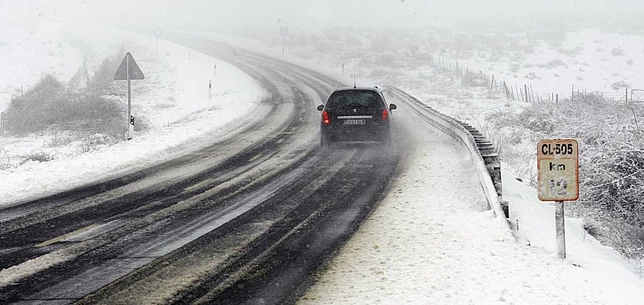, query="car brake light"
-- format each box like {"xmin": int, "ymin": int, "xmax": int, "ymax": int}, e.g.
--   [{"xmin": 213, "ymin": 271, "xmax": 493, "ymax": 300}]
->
[
  {"xmin": 322, "ymin": 110, "xmax": 331, "ymax": 125},
  {"xmin": 381, "ymin": 109, "xmax": 388, "ymax": 122}
]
